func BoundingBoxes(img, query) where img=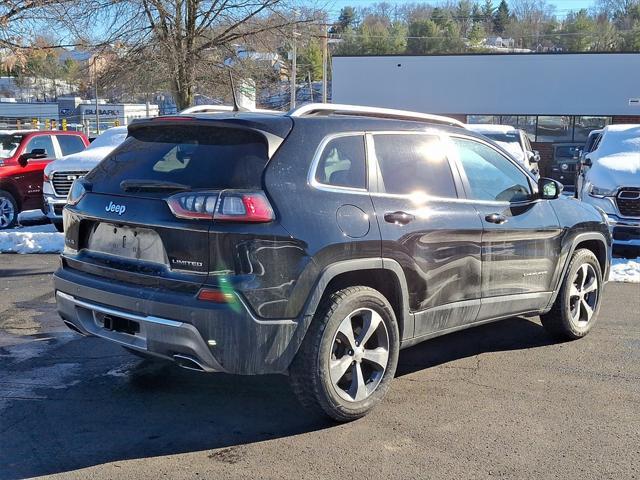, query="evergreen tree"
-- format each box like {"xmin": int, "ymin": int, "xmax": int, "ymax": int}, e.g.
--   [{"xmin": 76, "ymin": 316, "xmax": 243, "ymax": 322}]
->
[
  {"xmin": 493, "ymin": 0, "xmax": 510, "ymax": 35},
  {"xmin": 333, "ymin": 6, "xmax": 357, "ymax": 34}
]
